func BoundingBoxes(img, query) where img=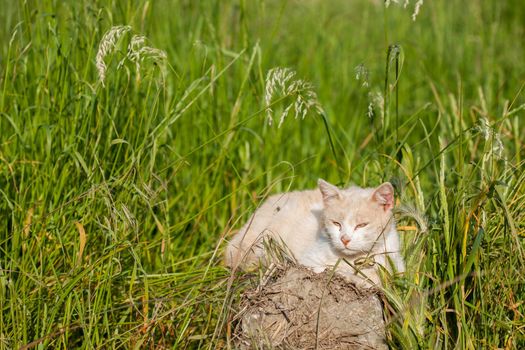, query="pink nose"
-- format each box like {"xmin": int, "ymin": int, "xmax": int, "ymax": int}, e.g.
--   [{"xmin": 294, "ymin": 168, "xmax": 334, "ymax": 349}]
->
[{"xmin": 340, "ymin": 235, "xmax": 350, "ymax": 246}]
